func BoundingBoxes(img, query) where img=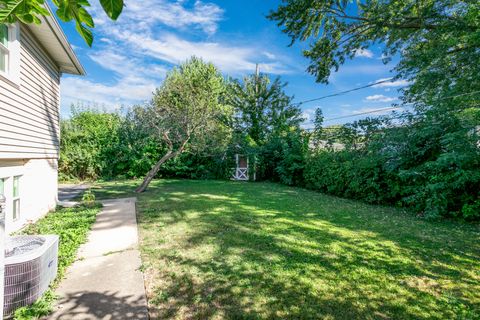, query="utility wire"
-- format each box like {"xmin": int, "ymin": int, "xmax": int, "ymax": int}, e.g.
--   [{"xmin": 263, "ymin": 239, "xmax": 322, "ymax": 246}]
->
[
  {"xmin": 323, "ymin": 106, "xmax": 407, "ymax": 122},
  {"xmin": 292, "ymin": 78, "xmax": 400, "ymax": 106},
  {"xmin": 302, "ymin": 90, "xmax": 480, "ymax": 127}
]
